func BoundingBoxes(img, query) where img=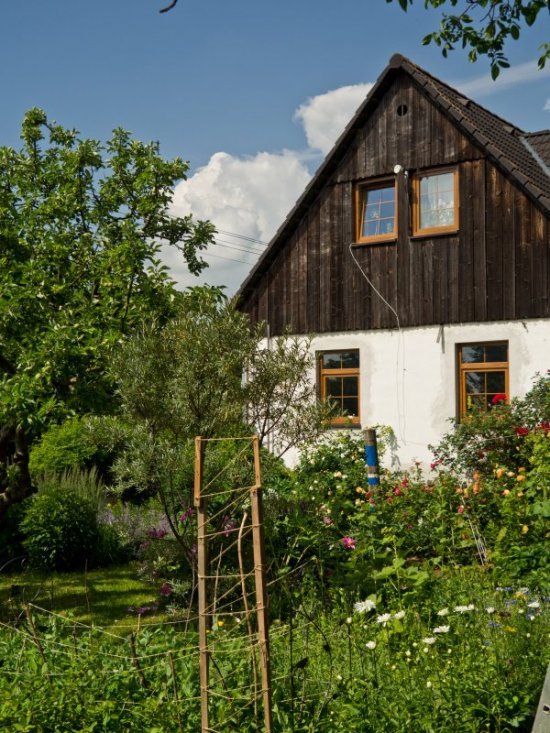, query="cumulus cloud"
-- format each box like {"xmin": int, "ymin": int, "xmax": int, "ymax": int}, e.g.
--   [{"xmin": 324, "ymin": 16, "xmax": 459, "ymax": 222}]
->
[
  {"xmin": 167, "ymin": 82, "xmax": 374, "ymax": 294},
  {"xmin": 294, "ymin": 83, "xmax": 373, "ymax": 155},
  {"xmin": 169, "ymin": 149, "xmax": 312, "ymax": 293}
]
